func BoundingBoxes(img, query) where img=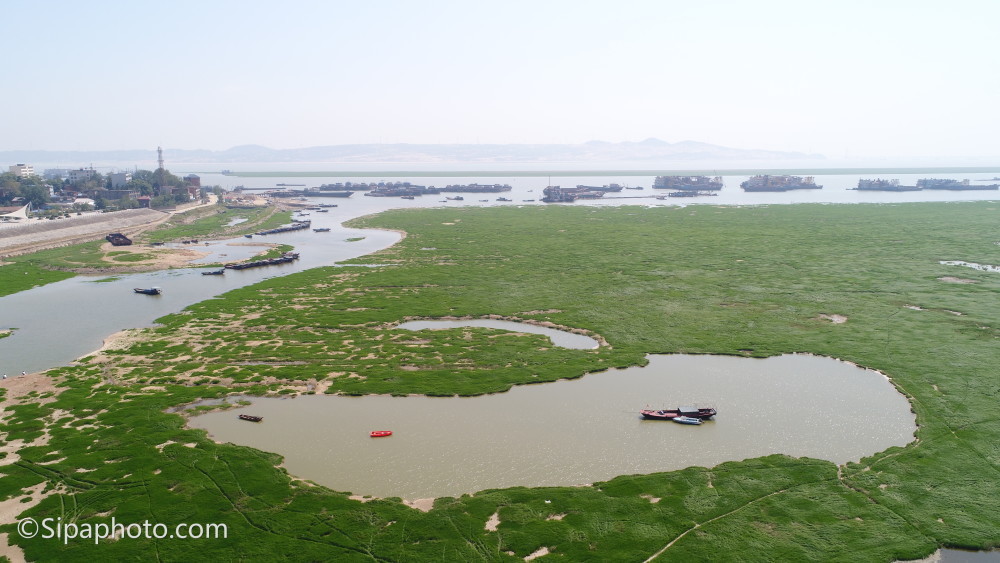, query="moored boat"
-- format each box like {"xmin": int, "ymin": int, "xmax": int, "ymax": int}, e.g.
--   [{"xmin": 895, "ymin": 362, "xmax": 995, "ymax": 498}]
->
[
  {"xmin": 201, "ymin": 269, "xmax": 225, "ymax": 275},
  {"xmin": 370, "ymin": 430, "xmax": 392, "ymax": 438},
  {"xmin": 653, "ymin": 176, "xmax": 723, "ymax": 191},
  {"xmin": 672, "ymin": 416, "xmax": 702, "ymax": 425},
  {"xmin": 740, "ymin": 175, "xmax": 822, "ymax": 192},
  {"xmin": 238, "ymin": 414, "xmax": 263, "ymax": 422},
  {"xmin": 640, "ymin": 406, "xmax": 717, "ymax": 420},
  {"xmin": 853, "ymin": 178, "xmax": 921, "ymax": 192}
]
